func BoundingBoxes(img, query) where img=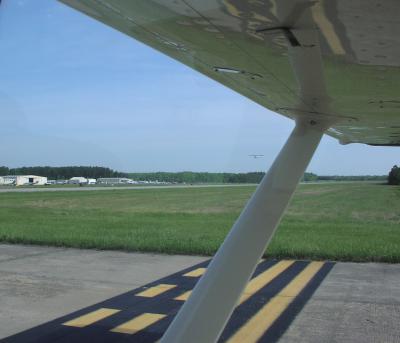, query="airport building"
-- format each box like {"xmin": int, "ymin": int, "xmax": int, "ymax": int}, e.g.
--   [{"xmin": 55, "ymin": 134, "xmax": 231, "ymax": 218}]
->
[
  {"xmin": 97, "ymin": 177, "xmax": 135, "ymax": 185},
  {"xmin": 68, "ymin": 177, "xmax": 88, "ymax": 184},
  {"xmin": 0, "ymin": 175, "xmax": 47, "ymax": 186}
]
